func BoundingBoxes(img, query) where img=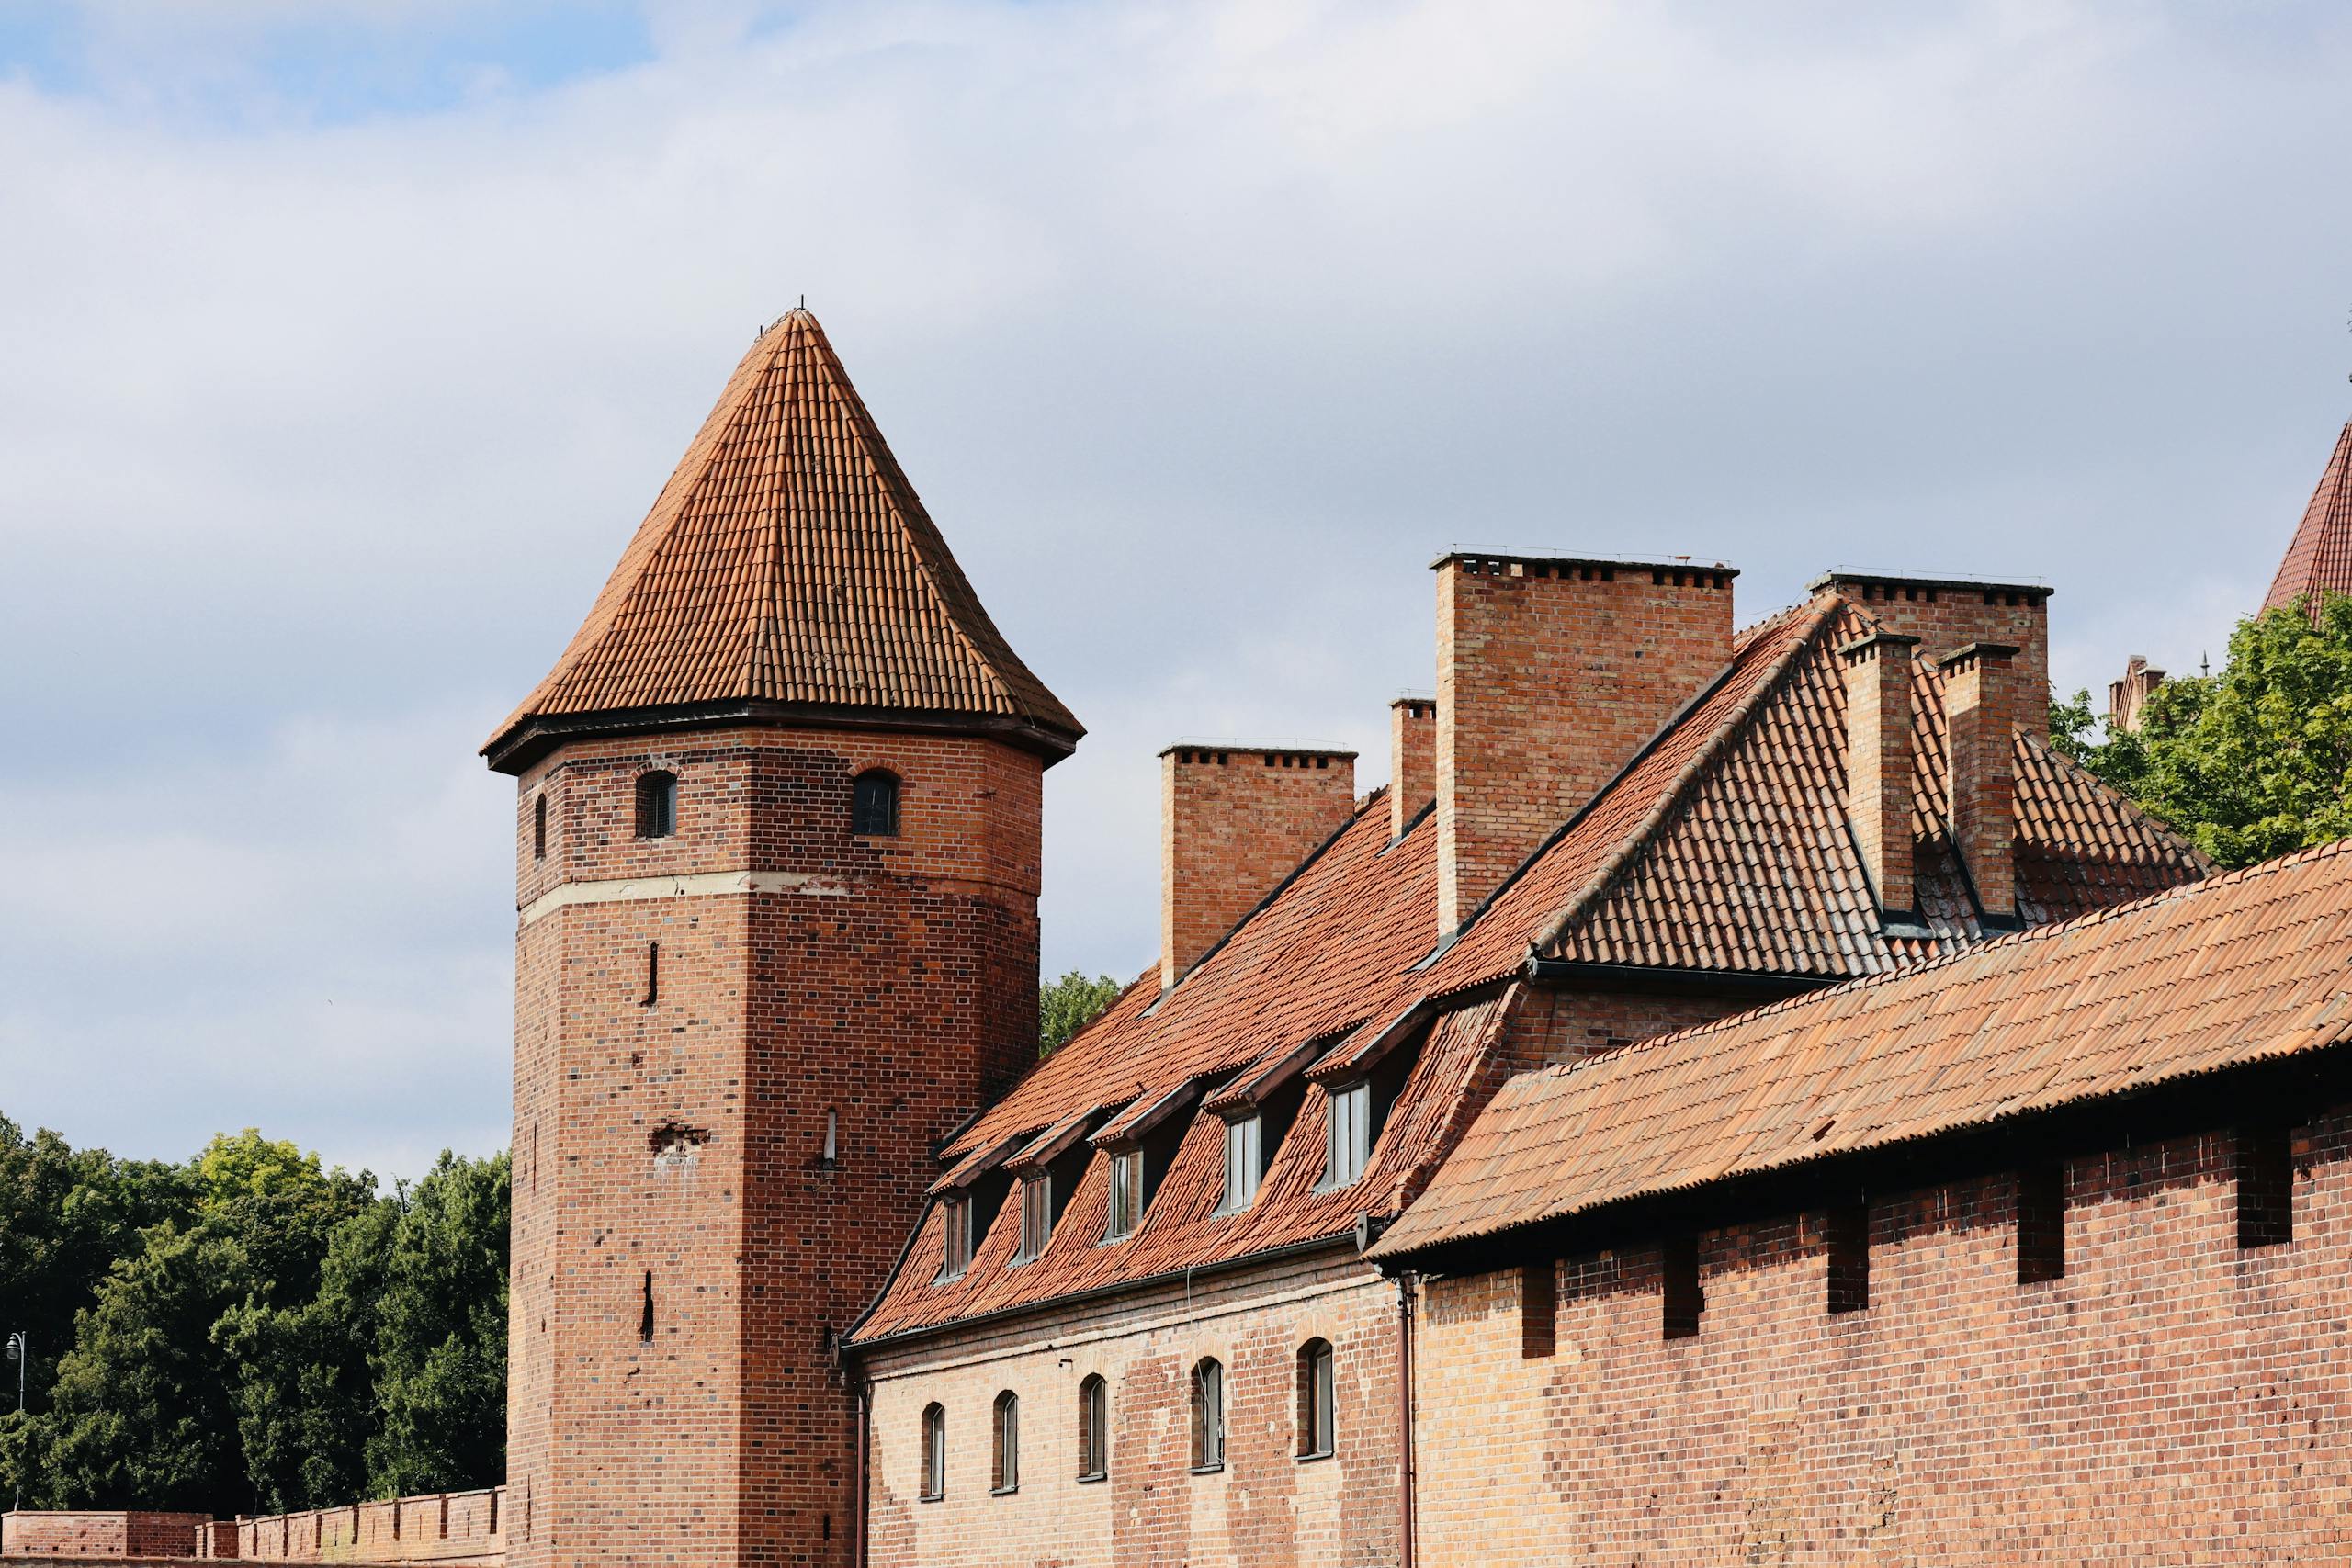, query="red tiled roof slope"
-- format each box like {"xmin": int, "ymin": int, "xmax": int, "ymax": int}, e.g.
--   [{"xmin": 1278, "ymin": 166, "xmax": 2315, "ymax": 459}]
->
[
  {"xmin": 1372, "ymin": 839, "xmax": 2352, "ymax": 1260},
  {"xmin": 486, "ymin": 310, "xmax": 1080, "ymax": 758},
  {"xmin": 2265, "ymin": 417, "xmax": 2352, "ymax": 618},
  {"xmin": 852, "ymin": 589, "xmax": 2207, "ymax": 1342}
]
